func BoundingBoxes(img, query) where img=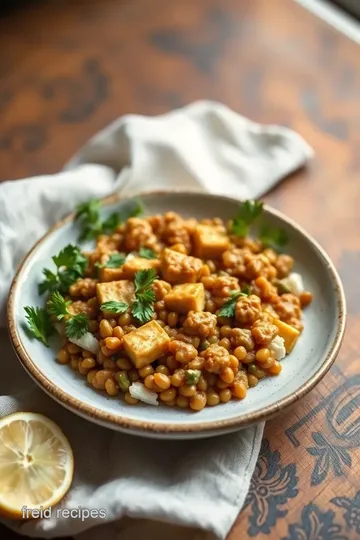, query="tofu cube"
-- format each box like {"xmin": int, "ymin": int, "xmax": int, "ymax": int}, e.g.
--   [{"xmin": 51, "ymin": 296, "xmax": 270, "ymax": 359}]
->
[
  {"xmin": 273, "ymin": 319, "xmax": 300, "ymax": 353},
  {"xmin": 123, "ymin": 320, "xmax": 170, "ymax": 368},
  {"xmin": 161, "ymin": 248, "xmax": 203, "ymax": 284},
  {"xmin": 193, "ymin": 224, "xmax": 230, "ymax": 259},
  {"xmin": 120, "ymin": 257, "xmax": 160, "ymax": 279},
  {"xmin": 100, "ymin": 256, "xmax": 160, "ymax": 282},
  {"xmin": 96, "ymin": 280, "xmax": 134, "ymax": 317},
  {"xmin": 164, "ymin": 283, "xmax": 205, "ymax": 313}
]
